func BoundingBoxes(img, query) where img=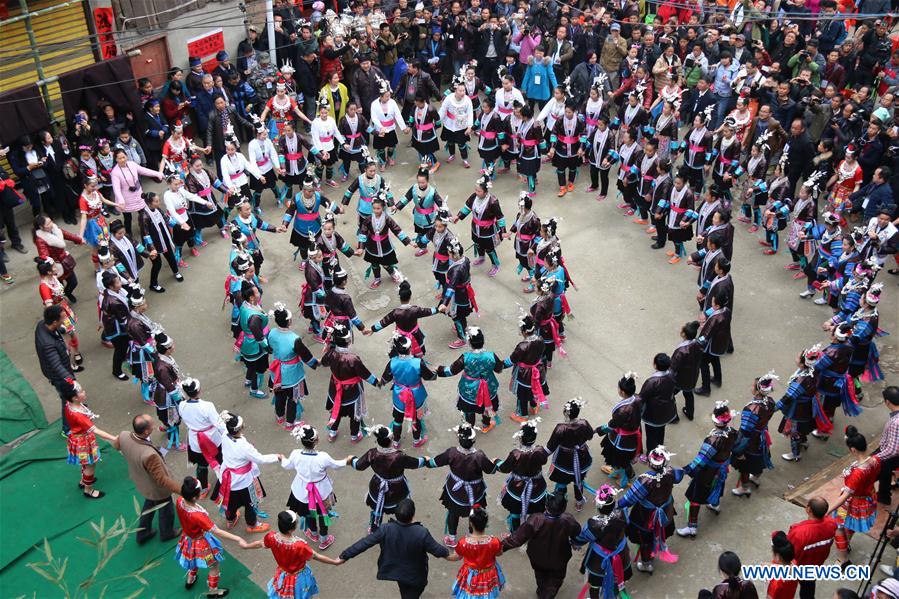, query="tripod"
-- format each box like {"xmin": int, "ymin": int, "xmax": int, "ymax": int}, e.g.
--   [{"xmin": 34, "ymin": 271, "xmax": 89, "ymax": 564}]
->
[{"xmin": 858, "ymin": 506, "xmax": 899, "ymax": 598}]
